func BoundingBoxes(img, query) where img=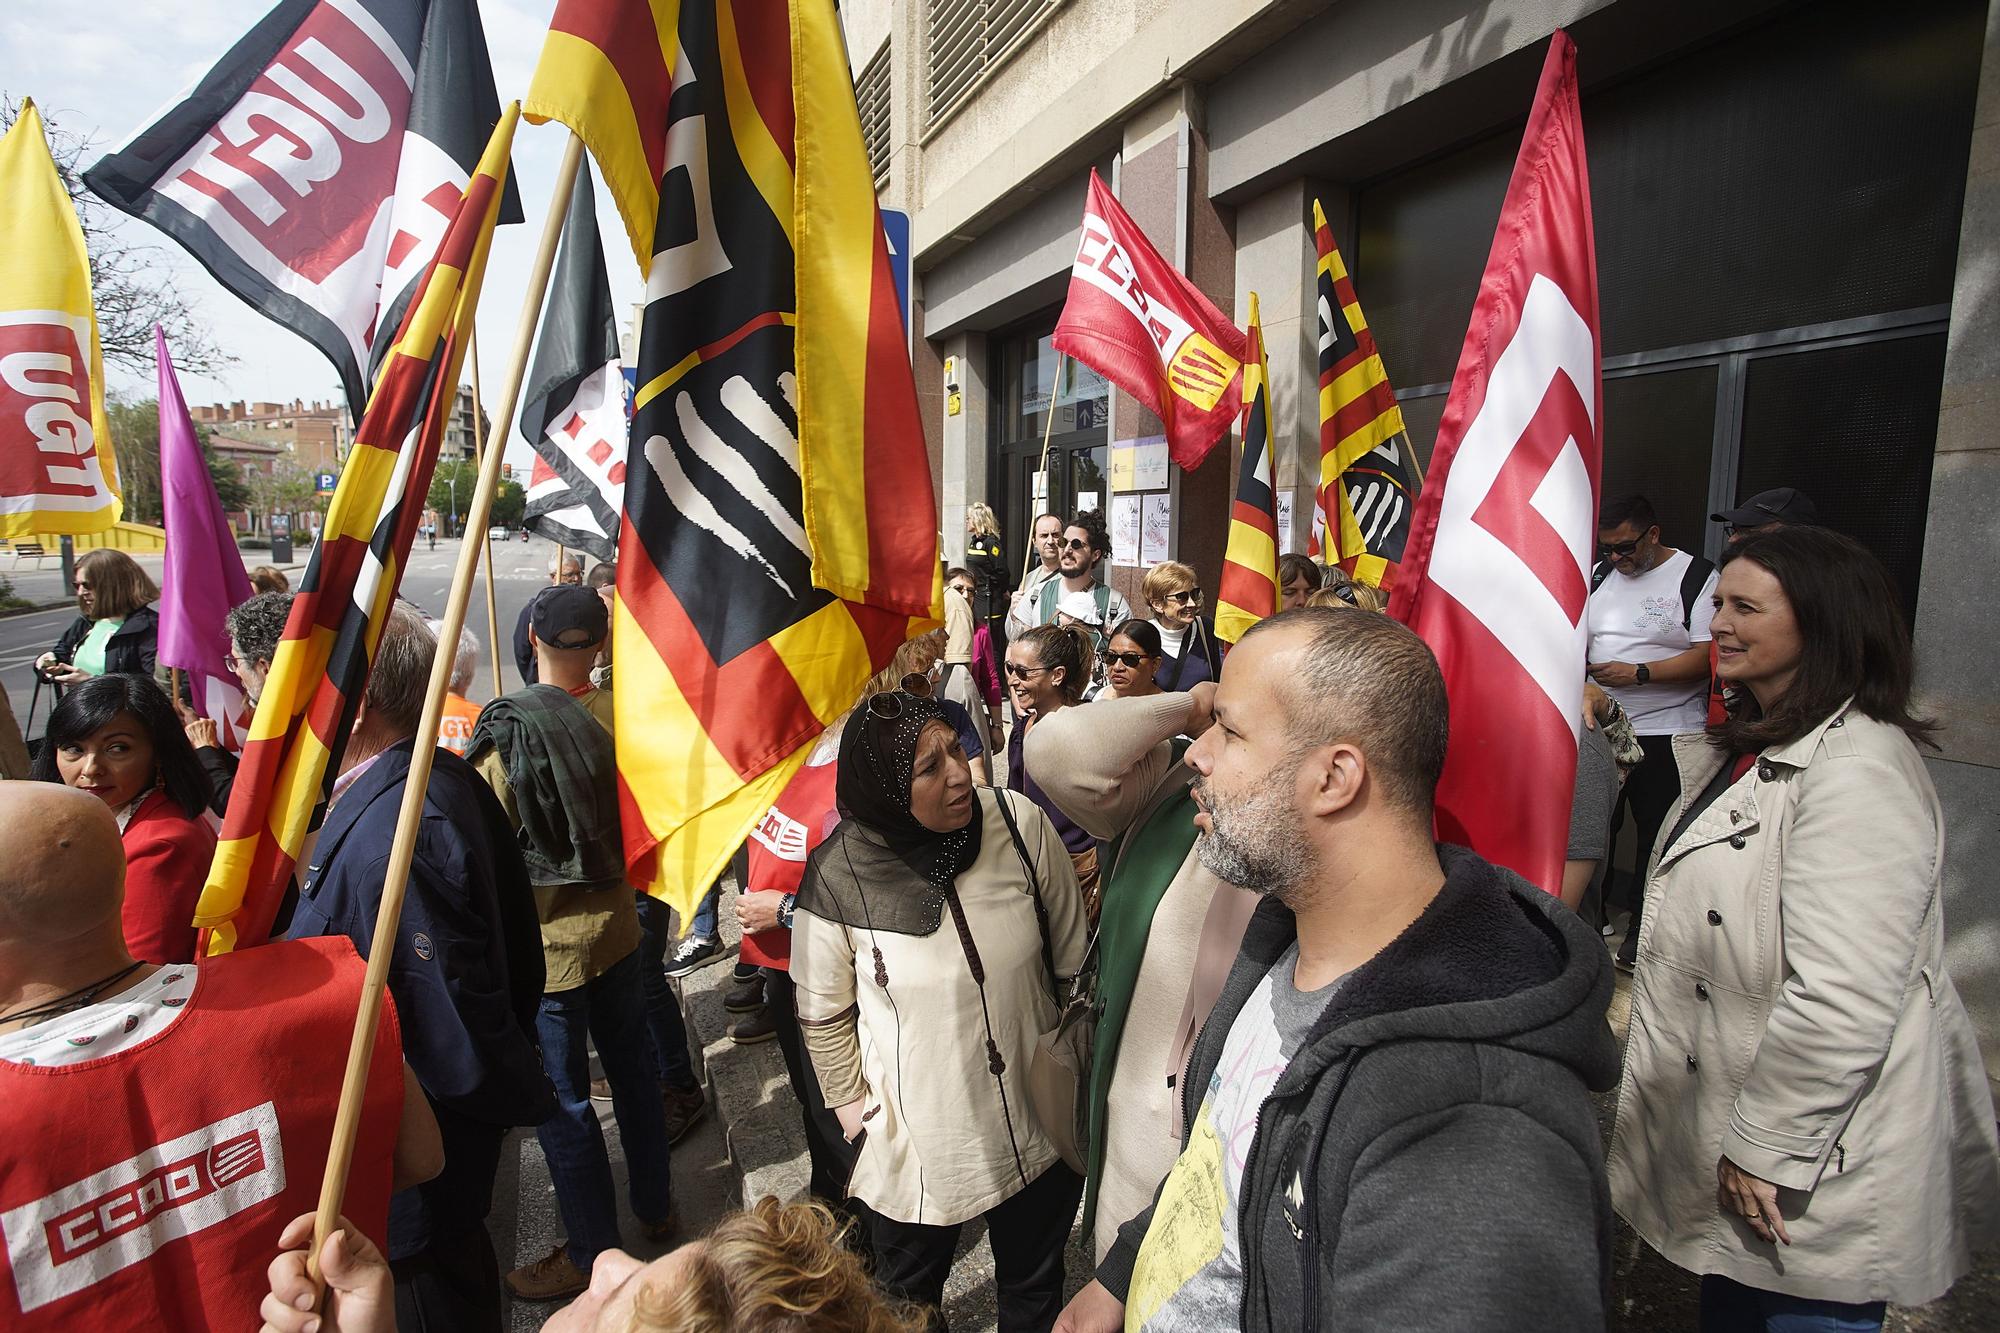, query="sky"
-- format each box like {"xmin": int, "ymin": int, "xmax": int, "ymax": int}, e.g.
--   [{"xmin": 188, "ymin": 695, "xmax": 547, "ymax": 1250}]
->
[{"xmin": 0, "ymin": 0, "xmax": 648, "ymax": 475}]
